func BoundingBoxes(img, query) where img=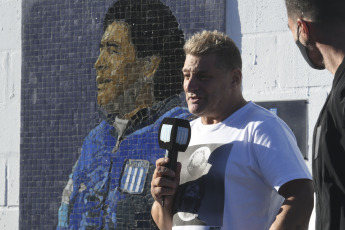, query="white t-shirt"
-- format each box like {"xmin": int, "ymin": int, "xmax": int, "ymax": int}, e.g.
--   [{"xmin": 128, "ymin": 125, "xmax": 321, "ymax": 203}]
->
[{"xmin": 172, "ymin": 102, "xmax": 312, "ymax": 230}]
